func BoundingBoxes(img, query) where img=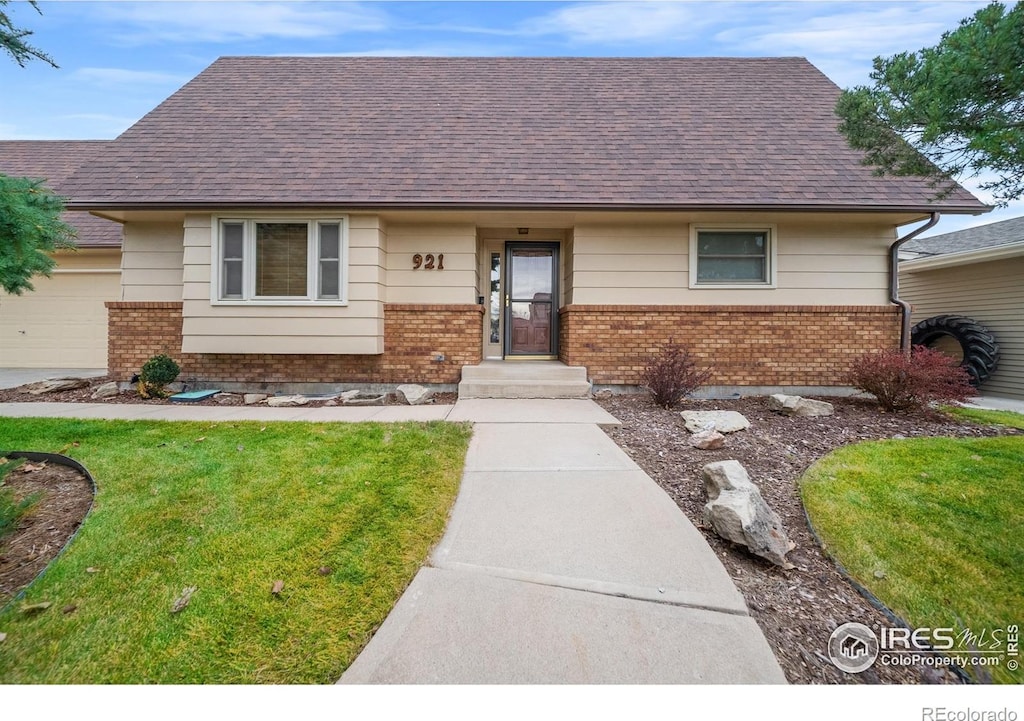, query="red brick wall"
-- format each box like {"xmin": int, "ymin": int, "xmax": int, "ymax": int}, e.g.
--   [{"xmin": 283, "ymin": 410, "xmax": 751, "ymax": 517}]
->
[
  {"xmin": 107, "ymin": 302, "xmax": 898, "ymax": 387},
  {"xmin": 105, "ymin": 302, "xmax": 483, "ymax": 384},
  {"xmin": 559, "ymin": 305, "xmax": 900, "ymax": 386}
]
